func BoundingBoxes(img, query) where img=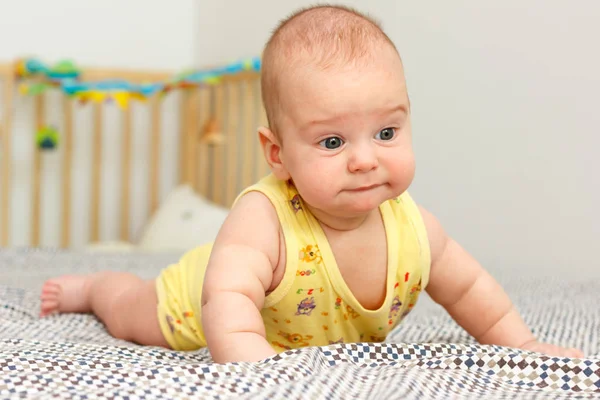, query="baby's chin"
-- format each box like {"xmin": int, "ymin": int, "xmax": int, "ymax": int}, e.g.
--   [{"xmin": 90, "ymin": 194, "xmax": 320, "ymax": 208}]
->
[
  {"xmin": 342, "ymin": 186, "xmax": 398, "ymax": 208},
  {"xmin": 333, "ymin": 195, "xmax": 389, "ymax": 216}
]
